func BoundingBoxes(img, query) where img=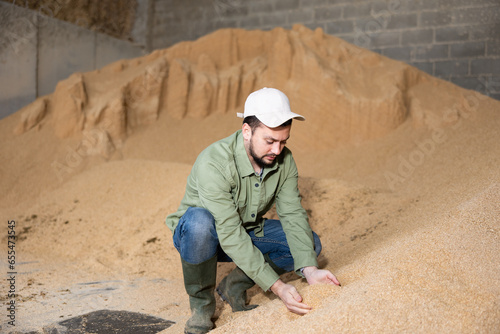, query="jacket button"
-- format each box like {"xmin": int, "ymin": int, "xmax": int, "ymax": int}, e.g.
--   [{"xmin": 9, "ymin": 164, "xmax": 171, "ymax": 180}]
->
[
  {"xmin": 251, "ymin": 214, "xmax": 255, "ymax": 218},
  {"xmin": 255, "ymin": 183, "xmax": 259, "ymax": 187}
]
